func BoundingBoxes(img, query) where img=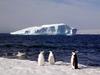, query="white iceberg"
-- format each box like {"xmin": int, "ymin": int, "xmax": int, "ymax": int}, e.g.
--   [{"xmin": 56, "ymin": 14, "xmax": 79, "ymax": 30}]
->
[{"xmin": 10, "ymin": 23, "xmax": 77, "ymax": 35}]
